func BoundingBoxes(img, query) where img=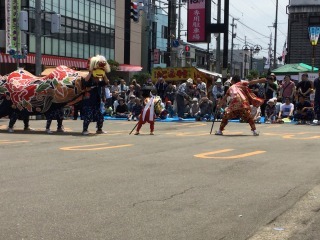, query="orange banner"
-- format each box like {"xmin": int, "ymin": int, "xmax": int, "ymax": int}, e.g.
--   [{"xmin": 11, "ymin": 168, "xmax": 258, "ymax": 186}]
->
[{"xmin": 152, "ymin": 67, "xmax": 207, "ymax": 82}]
